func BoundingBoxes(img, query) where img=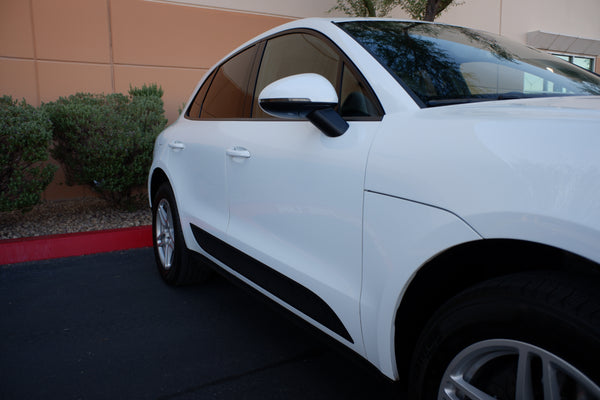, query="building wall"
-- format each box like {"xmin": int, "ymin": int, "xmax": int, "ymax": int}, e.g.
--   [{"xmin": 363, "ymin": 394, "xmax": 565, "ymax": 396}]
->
[
  {"xmin": 171, "ymin": 0, "xmax": 600, "ymax": 72},
  {"xmin": 0, "ymin": 0, "xmax": 292, "ymax": 199},
  {"xmin": 1, "ymin": 0, "xmax": 598, "ymax": 200},
  {"xmin": 427, "ymin": 0, "xmax": 600, "ymax": 40},
  {"xmin": 0, "ymin": 0, "xmax": 293, "ymax": 121}
]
